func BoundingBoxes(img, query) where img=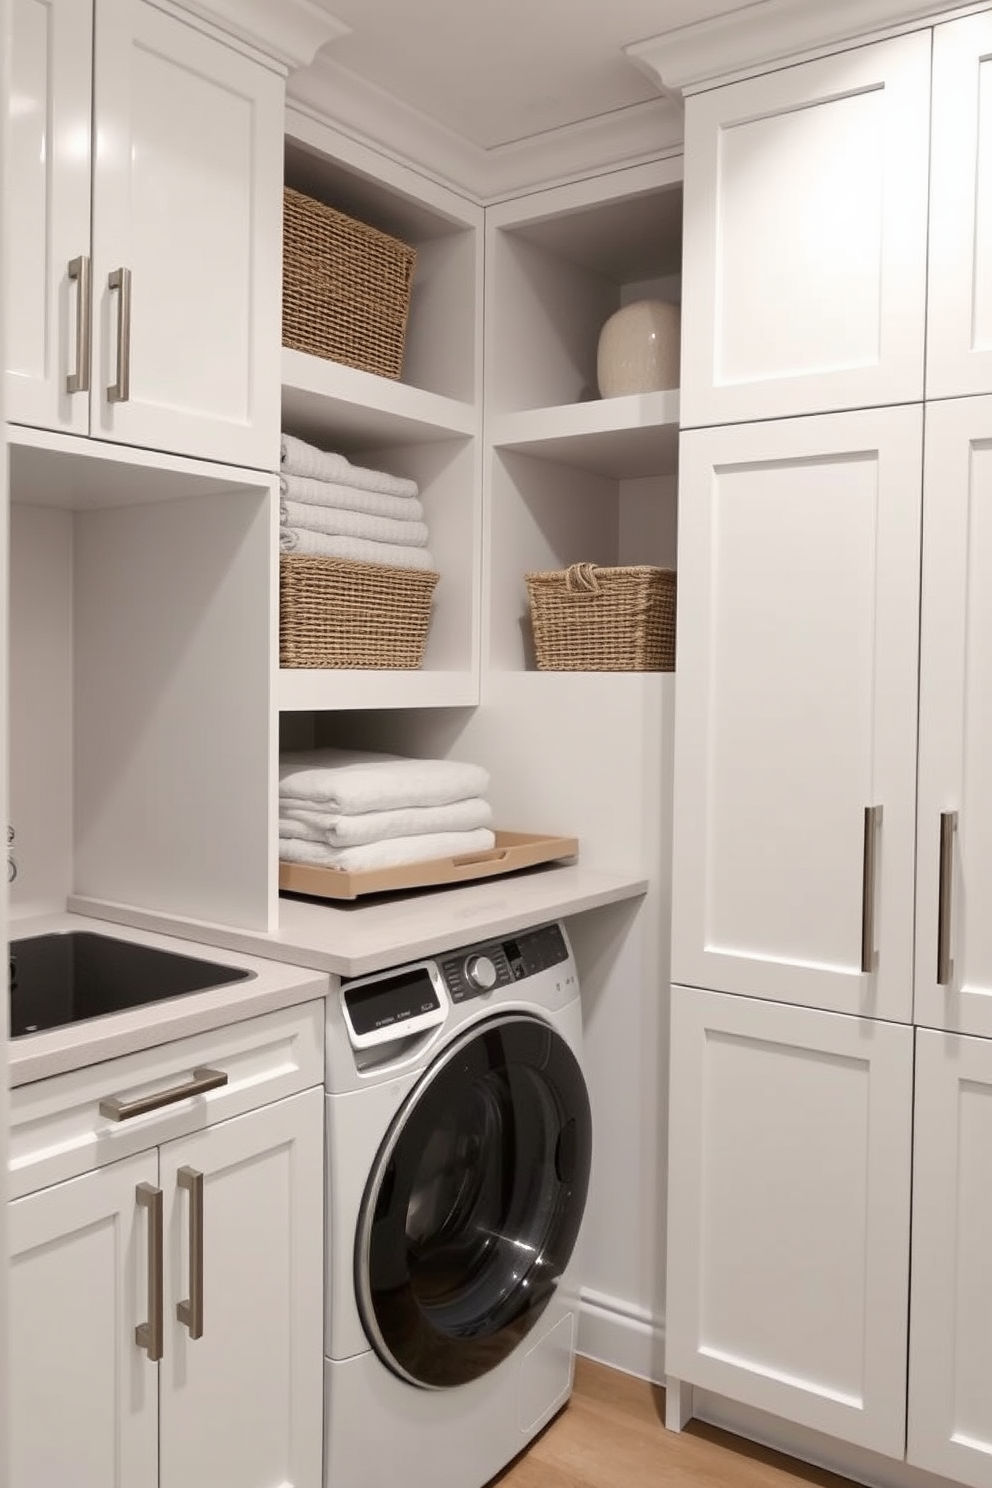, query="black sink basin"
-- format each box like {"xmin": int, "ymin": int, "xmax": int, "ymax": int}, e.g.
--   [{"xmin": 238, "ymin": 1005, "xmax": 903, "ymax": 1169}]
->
[{"xmin": 9, "ymin": 930, "xmax": 254, "ymax": 1038}]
